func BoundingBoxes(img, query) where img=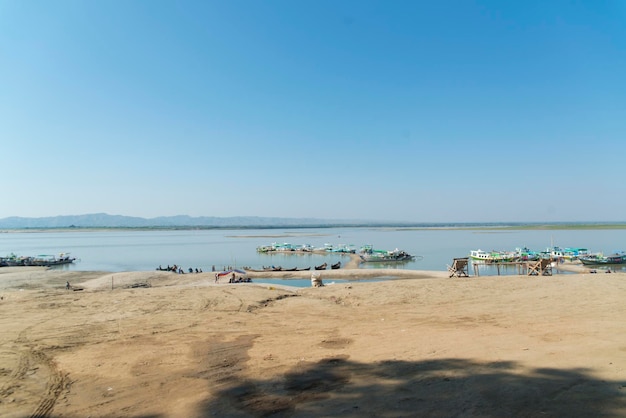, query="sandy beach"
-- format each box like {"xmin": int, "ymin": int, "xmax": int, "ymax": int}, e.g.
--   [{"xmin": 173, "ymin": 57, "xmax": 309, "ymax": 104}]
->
[{"xmin": 0, "ymin": 265, "xmax": 625, "ymax": 417}]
